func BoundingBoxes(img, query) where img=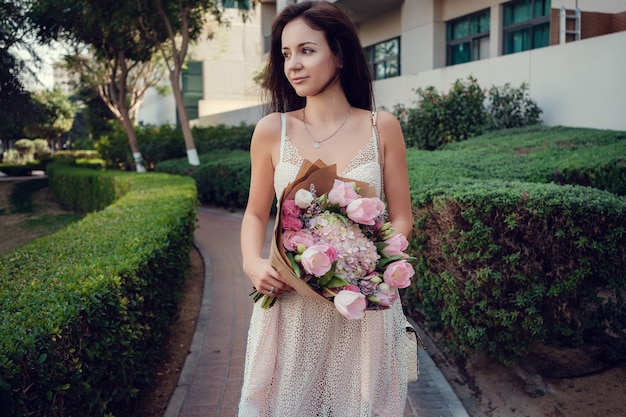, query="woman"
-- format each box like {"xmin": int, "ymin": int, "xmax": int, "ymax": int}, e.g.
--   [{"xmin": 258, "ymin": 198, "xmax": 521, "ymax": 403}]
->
[{"xmin": 239, "ymin": 1, "xmax": 413, "ymax": 416}]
